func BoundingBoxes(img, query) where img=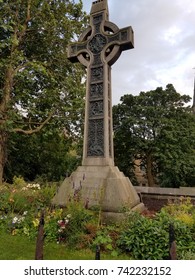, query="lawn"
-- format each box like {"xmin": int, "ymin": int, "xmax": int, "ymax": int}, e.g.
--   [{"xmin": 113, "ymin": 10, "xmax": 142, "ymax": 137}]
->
[{"xmin": 0, "ymin": 232, "xmax": 130, "ymax": 260}]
